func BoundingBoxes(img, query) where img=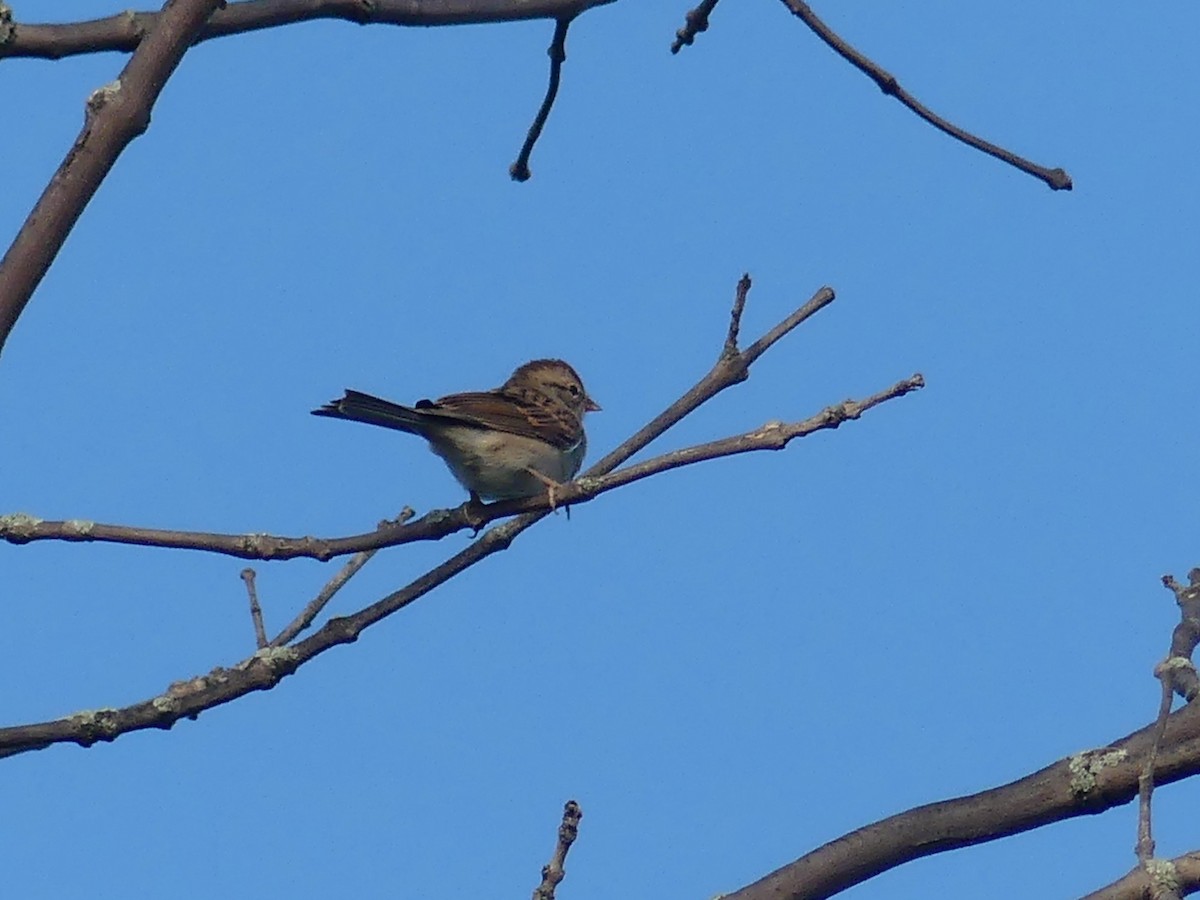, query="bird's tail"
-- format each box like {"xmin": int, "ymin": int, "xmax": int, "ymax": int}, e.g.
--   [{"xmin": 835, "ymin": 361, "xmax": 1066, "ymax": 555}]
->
[{"xmin": 312, "ymin": 389, "xmax": 427, "ymax": 434}]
